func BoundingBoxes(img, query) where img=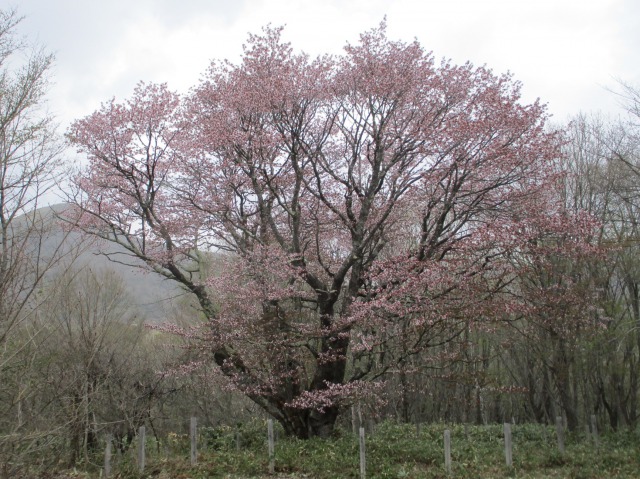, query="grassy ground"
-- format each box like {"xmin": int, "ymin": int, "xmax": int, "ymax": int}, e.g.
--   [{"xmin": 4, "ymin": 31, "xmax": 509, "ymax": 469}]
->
[{"xmin": 39, "ymin": 421, "xmax": 640, "ymax": 478}]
